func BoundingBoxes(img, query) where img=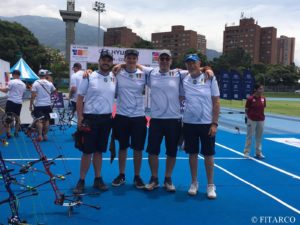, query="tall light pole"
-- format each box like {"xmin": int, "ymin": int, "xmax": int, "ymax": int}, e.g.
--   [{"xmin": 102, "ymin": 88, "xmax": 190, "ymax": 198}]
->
[{"xmin": 93, "ymin": 1, "xmax": 106, "ymax": 47}]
